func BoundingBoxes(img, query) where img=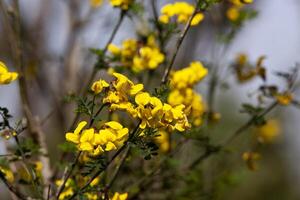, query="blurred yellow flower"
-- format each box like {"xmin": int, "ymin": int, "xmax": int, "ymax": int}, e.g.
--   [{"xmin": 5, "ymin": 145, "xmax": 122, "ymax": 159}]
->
[
  {"xmin": 242, "ymin": 151, "xmax": 261, "ymax": 171},
  {"xmin": 155, "ymin": 131, "xmax": 170, "ymax": 153},
  {"xmin": 0, "ymin": 61, "xmax": 18, "ymax": 85},
  {"xmin": 111, "ymin": 192, "xmax": 128, "ymax": 200},
  {"xmin": 110, "ymin": 0, "xmax": 132, "ymax": 10},
  {"xmin": 0, "ymin": 166, "xmax": 14, "ymax": 183},
  {"xmin": 90, "ymin": 0, "xmax": 103, "ymax": 8},
  {"xmin": 256, "ymin": 119, "xmax": 280, "ymax": 143}
]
